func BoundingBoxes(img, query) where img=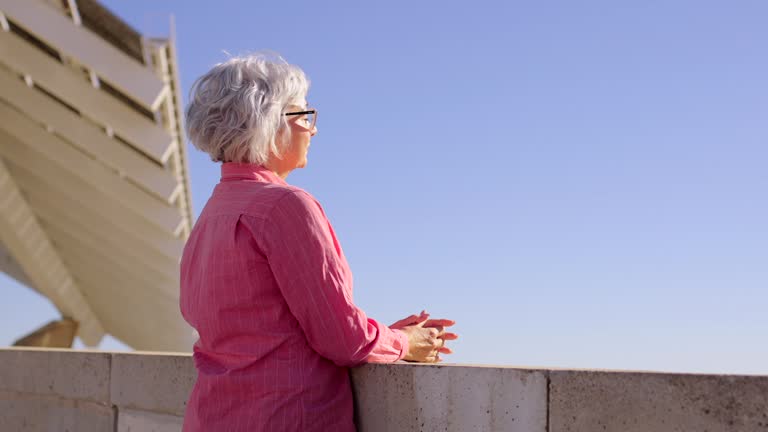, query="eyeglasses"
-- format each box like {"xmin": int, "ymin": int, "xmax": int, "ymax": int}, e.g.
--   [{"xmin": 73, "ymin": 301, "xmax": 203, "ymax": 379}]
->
[{"xmin": 285, "ymin": 108, "xmax": 317, "ymax": 131}]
